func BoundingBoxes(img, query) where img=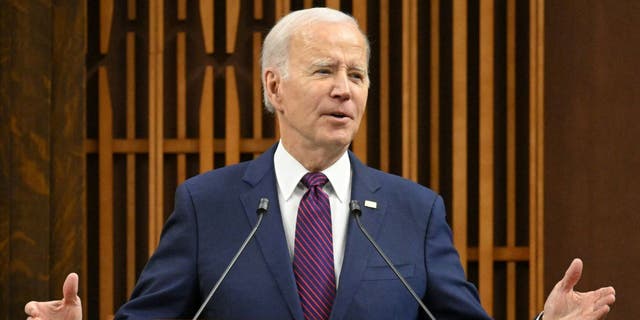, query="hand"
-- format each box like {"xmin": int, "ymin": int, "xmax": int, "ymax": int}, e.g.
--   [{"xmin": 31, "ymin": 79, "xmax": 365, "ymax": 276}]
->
[
  {"xmin": 543, "ymin": 258, "xmax": 615, "ymax": 320},
  {"xmin": 24, "ymin": 273, "xmax": 82, "ymax": 320}
]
